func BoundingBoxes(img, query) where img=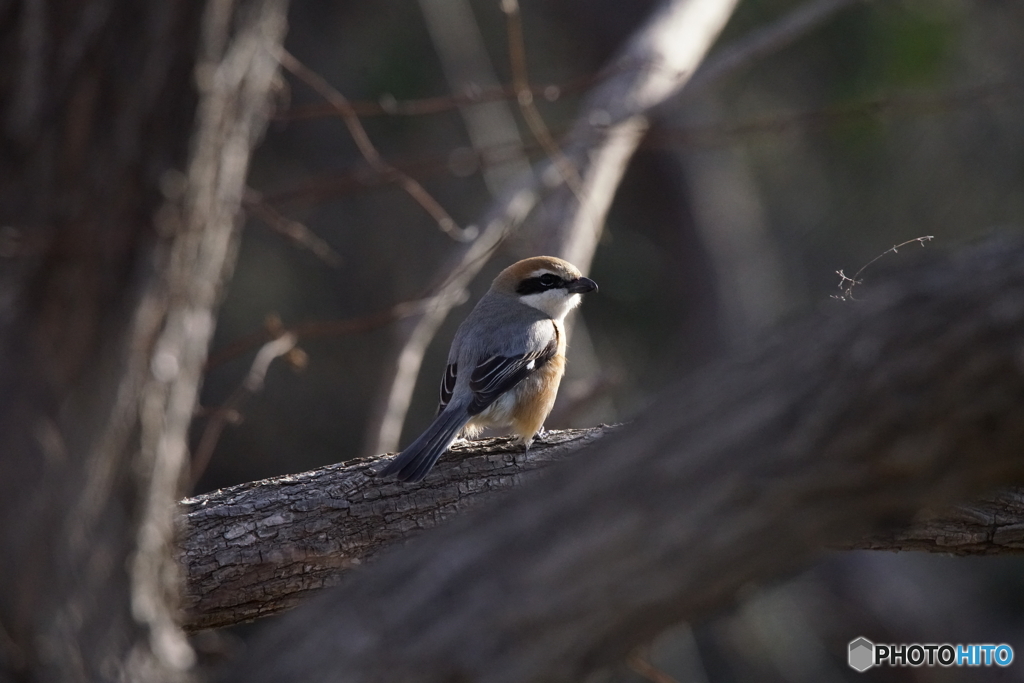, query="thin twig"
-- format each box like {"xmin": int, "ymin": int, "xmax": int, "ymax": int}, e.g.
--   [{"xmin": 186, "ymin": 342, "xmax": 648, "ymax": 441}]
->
[
  {"xmin": 264, "ymin": 82, "xmax": 1021, "ymax": 207},
  {"xmin": 276, "ymin": 48, "xmax": 476, "ymax": 242},
  {"xmin": 626, "ymin": 647, "xmax": 681, "ymax": 683},
  {"xmin": 273, "ymin": 70, "xmax": 626, "ymax": 121},
  {"xmin": 681, "ymin": 0, "xmax": 869, "ymax": 99},
  {"xmin": 501, "ymin": 0, "xmax": 584, "ymax": 198},
  {"xmin": 205, "ymin": 297, "xmax": 439, "ymax": 371},
  {"xmin": 833, "ymin": 236, "xmax": 934, "ymax": 301},
  {"xmin": 243, "ymin": 188, "xmax": 341, "ymax": 266},
  {"xmin": 654, "ymin": 81, "xmax": 1022, "ymax": 148},
  {"xmin": 191, "ymin": 333, "xmax": 299, "ymax": 490}
]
